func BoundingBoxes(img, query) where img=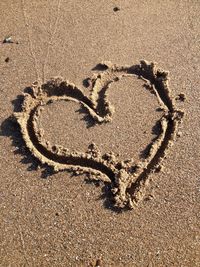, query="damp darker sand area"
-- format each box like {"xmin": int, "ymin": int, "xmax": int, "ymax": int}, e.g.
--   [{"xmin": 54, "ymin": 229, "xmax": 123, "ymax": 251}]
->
[{"xmin": 0, "ymin": 1, "xmax": 200, "ymax": 266}]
